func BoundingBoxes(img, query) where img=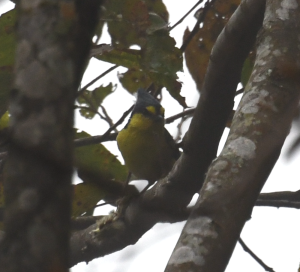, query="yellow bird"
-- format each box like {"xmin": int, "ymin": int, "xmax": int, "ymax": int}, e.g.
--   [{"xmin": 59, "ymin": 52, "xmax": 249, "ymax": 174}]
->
[{"xmin": 117, "ymin": 89, "xmax": 180, "ymax": 188}]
